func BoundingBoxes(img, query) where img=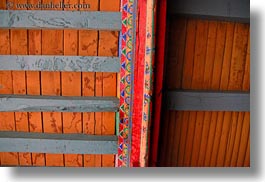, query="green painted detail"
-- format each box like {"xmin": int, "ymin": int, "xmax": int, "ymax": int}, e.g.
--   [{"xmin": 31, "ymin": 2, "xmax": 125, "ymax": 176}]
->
[
  {"xmin": 115, "ymin": 112, "xmax": 120, "ymax": 136},
  {"xmin": 121, "ymin": 76, "xmax": 125, "ymax": 84},
  {"xmin": 122, "ymin": 48, "xmax": 126, "ymax": 55},
  {"xmin": 122, "ymin": 18, "xmax": 127, "ymax": 25},
  {"xmin": 125, "ymin": 62, "xmax": 131, "ymax": 72},
  {"xmin": 126, "ymin": 39, "xmax": 132, "ymax": 49}
]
